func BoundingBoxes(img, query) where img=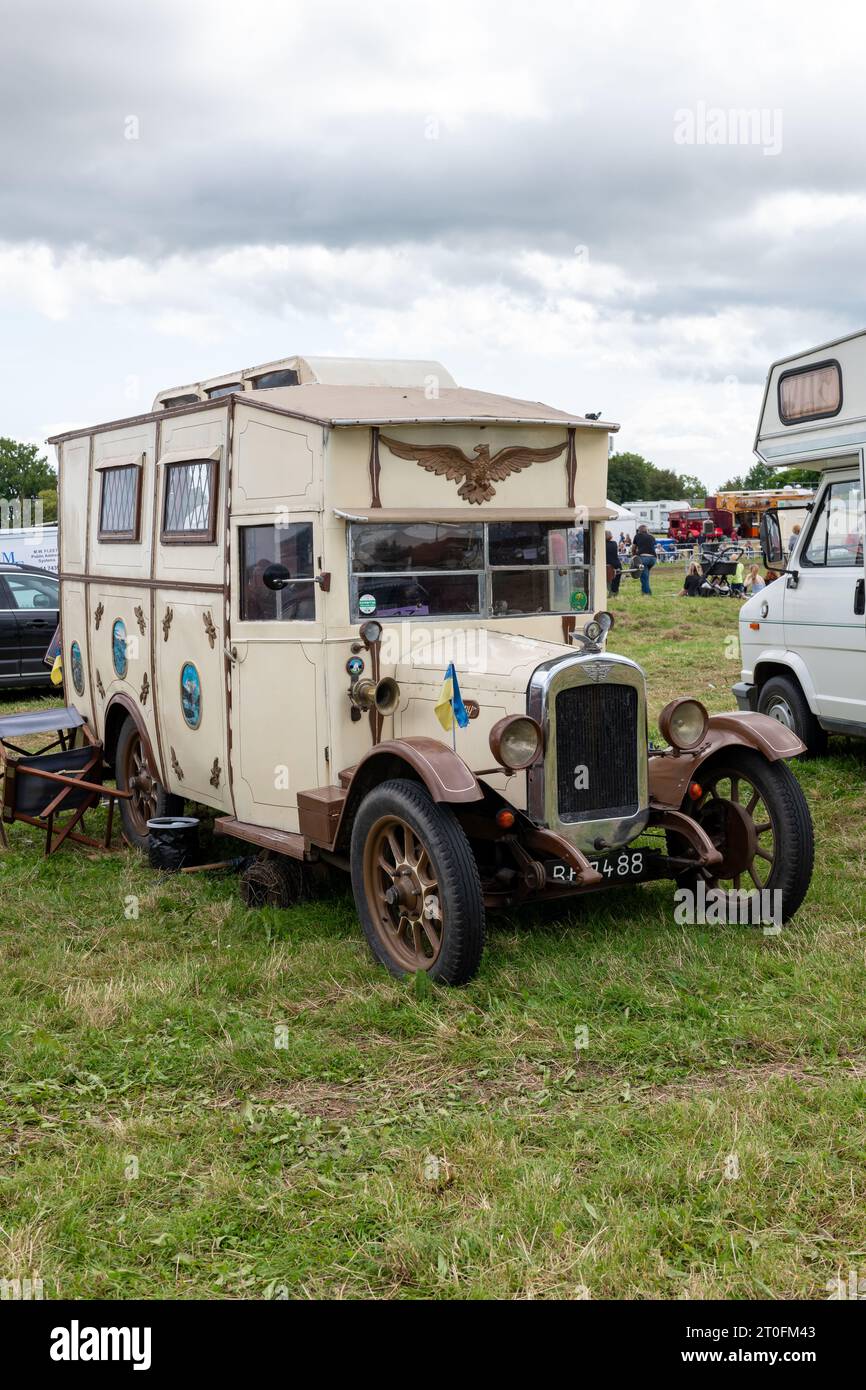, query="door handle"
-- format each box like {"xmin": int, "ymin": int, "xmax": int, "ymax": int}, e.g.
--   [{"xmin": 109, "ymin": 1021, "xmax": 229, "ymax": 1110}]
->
[{"xmin": 855, "ymin": 578, "xmax": 865, "ymax": 616}]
